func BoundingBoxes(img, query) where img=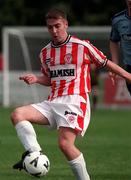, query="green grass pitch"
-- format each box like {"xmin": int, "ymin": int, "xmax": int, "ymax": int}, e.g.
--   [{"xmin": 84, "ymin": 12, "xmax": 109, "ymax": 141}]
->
[{"xmin": 0, "ymin": 107, "xmax": 131, "ymax": 180}]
